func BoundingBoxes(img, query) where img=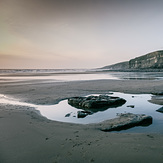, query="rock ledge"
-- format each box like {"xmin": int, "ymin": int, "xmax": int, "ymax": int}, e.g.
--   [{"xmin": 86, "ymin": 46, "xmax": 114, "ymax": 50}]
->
[{"xmin": 99, "ymin": 113, "xmax": 152, "ymax": 131}]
